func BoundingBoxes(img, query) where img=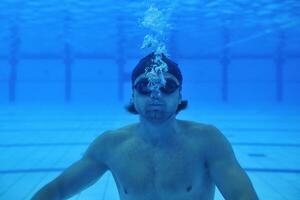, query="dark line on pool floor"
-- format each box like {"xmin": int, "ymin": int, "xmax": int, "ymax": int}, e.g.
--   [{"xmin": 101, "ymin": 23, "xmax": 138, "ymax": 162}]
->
[
  {"xmin": 0, "ymin": 127, "xmax": 300, "ymax": 132},
  {"xmin": 233, "ymin": 142, "xmax": 300, "ymax": 147},
  {"xmin": 244, "ymin": 168, "xmax": 300, "ymax": 173},
  {"xmin": 248, "ymin": 153, "xmax": 266, "ymax": 157},
  {"xmin": 1, "ymin": 142, "xmax": 300, "ymax": 148},
  {"xmin": 0, "ymin": 142, "xmax": 89, "ymax": 147},
  {"xmin": 0, "ymin": 167, "xmax": 299, "ymax": 174}
]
